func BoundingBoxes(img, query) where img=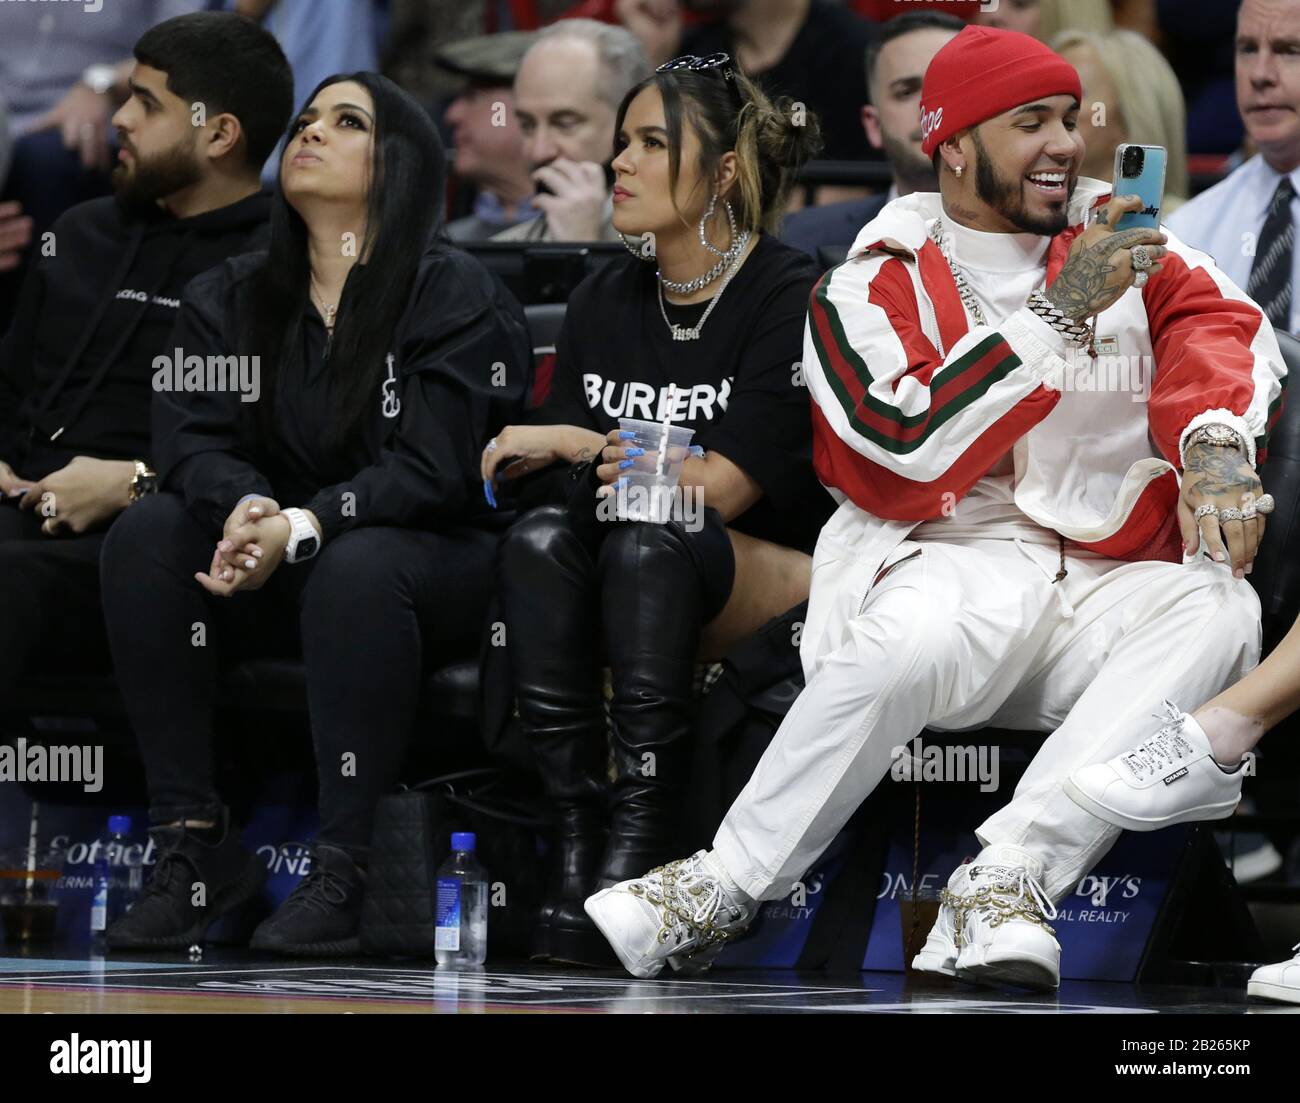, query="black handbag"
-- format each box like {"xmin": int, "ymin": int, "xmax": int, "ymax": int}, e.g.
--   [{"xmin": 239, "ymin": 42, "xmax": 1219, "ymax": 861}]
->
[{"xmin": 360, "ymin": 768, "xmax": 547, "ymax": 959}]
